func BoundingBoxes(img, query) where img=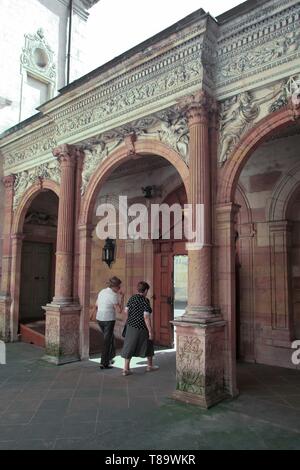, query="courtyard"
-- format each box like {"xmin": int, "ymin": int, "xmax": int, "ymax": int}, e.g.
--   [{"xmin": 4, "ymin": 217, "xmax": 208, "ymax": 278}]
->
[{"xmin": 0, "ymin": 342, "xmax": 300, "ymax": 450}]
